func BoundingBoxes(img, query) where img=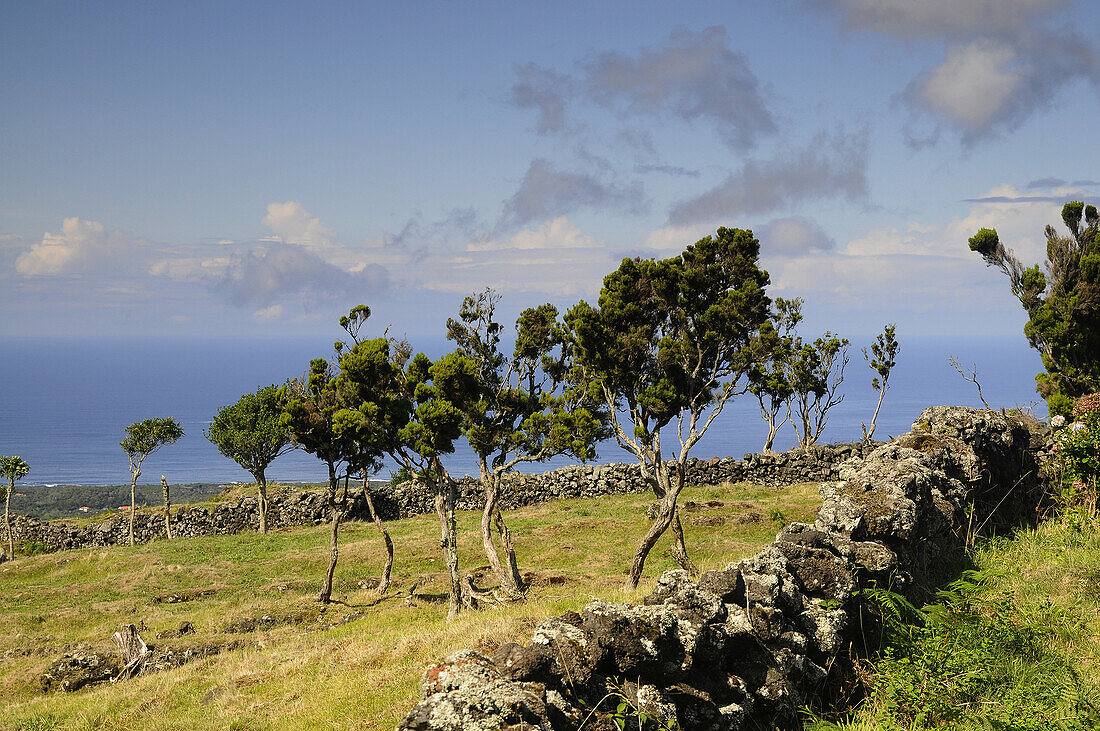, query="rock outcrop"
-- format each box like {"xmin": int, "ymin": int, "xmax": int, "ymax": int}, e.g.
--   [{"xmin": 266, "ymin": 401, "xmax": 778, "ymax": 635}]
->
[{"xmin": 398, "ymin": 407, "xmax": 1044, "ymax": 730}]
